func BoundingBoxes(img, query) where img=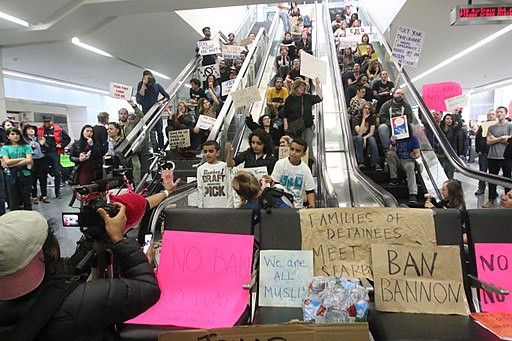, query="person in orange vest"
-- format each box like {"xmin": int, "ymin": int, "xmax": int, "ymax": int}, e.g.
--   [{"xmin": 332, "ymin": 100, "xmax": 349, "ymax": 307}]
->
[{"xmin": 38, "ymin": 115, "xmax": 71, "ymax": 199}]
